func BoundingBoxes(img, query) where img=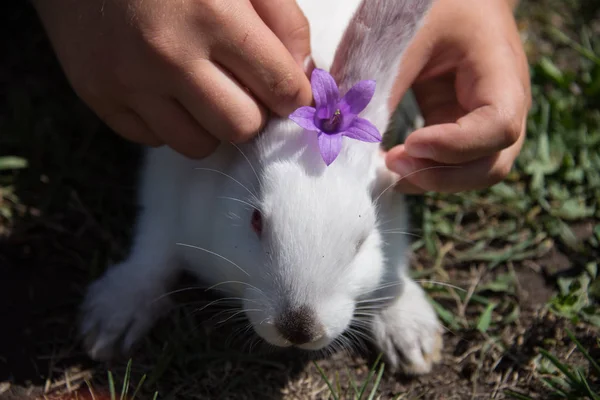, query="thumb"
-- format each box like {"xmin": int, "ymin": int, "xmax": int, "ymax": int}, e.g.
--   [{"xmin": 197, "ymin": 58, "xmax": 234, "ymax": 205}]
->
[{"xmin": 251, "ymin": 0, "xmax": 311, "ymax": 68}]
